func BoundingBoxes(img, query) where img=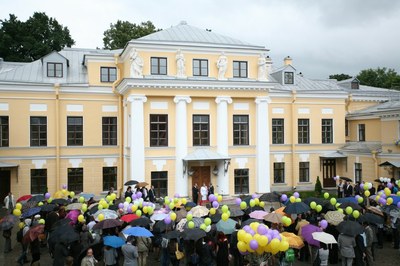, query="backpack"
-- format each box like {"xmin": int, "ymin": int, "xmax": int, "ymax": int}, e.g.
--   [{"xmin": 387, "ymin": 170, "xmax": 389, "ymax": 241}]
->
[
  {"xmin": 161, "ymin": 237, "xmax": 169, "ymax": 248},
  {"xmin": 16, "ymin": 228, "xmax": 24, "ymax": 243},
  {"xmin": 285, "ymin": 248, "xmax": 295, "ymax": 262}
]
